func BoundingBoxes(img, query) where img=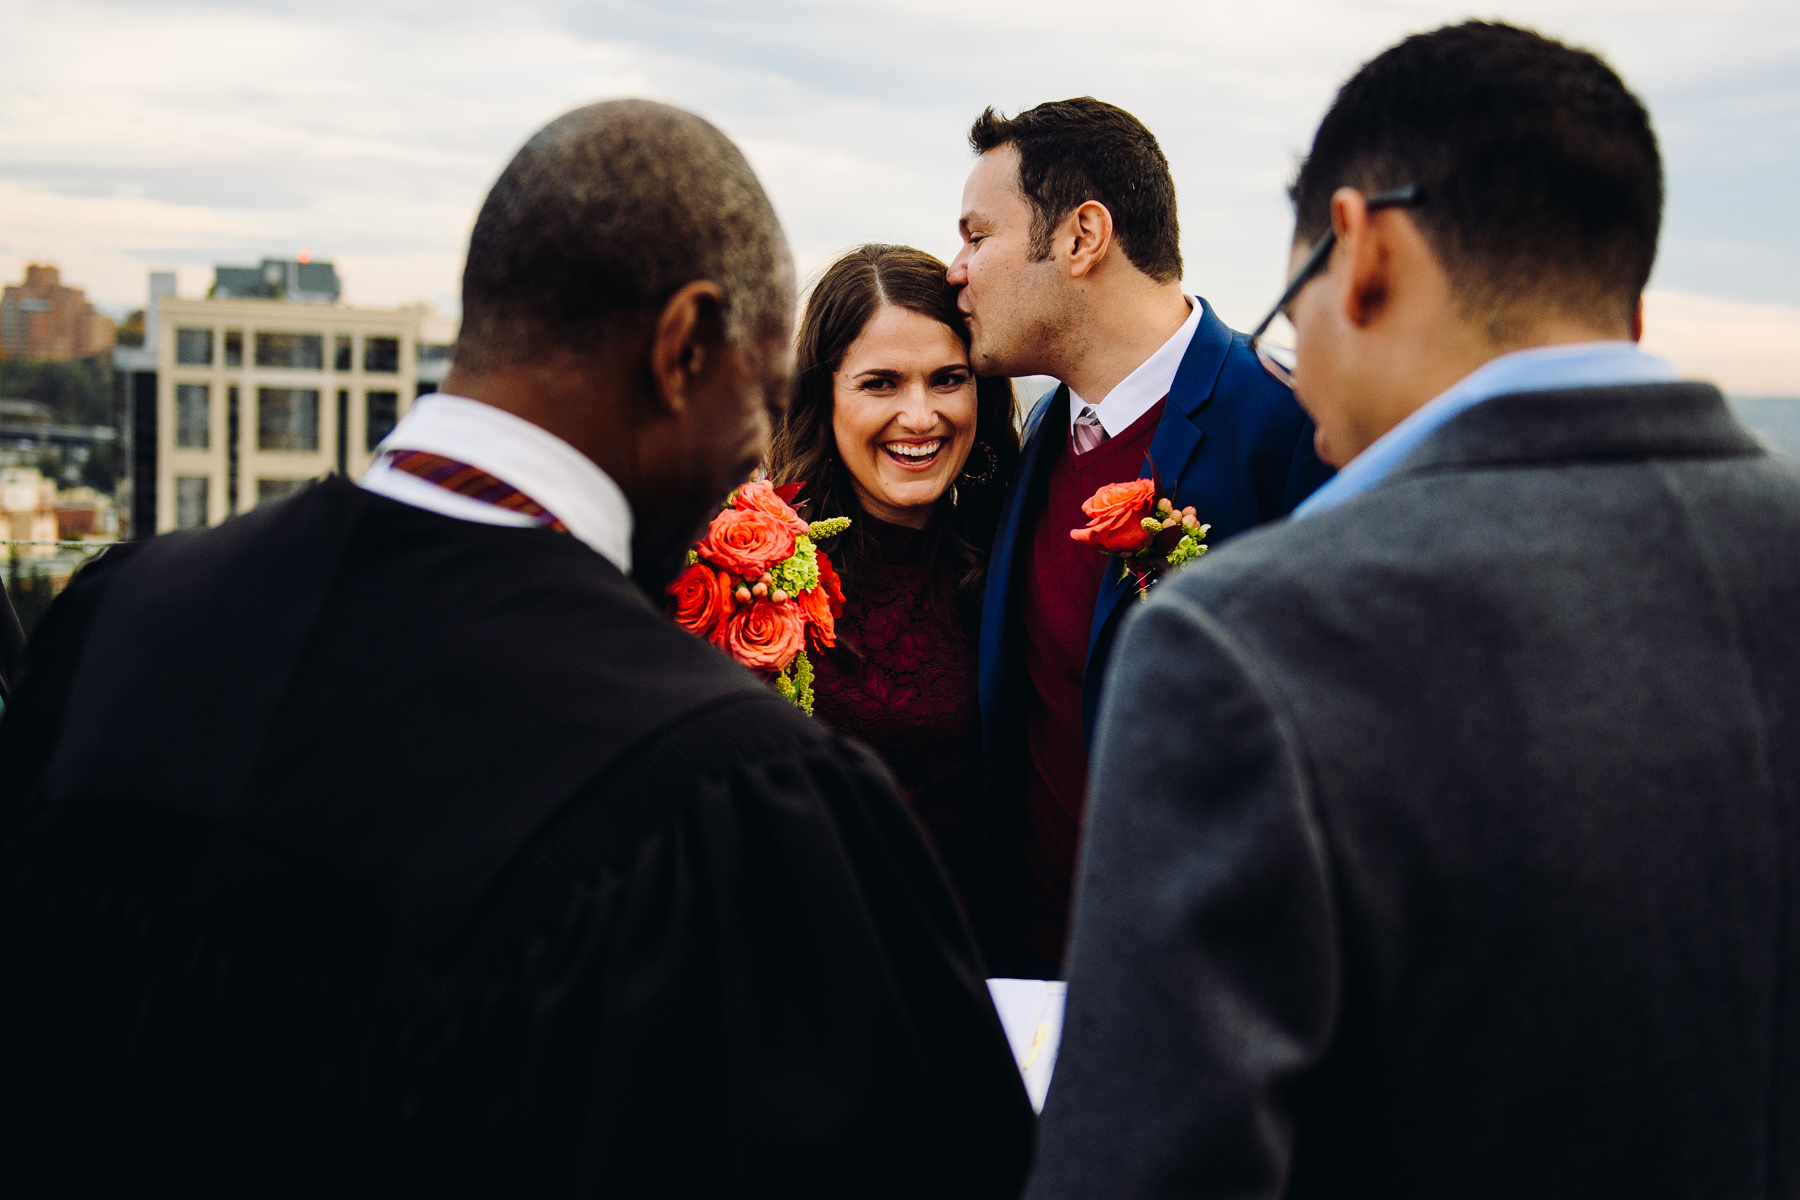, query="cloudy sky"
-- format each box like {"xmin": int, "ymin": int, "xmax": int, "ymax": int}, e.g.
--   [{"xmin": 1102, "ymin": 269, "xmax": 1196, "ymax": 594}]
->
[{"xmin": 4, "ymin": 0, "xmax": 1797, "ymax": 392}]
